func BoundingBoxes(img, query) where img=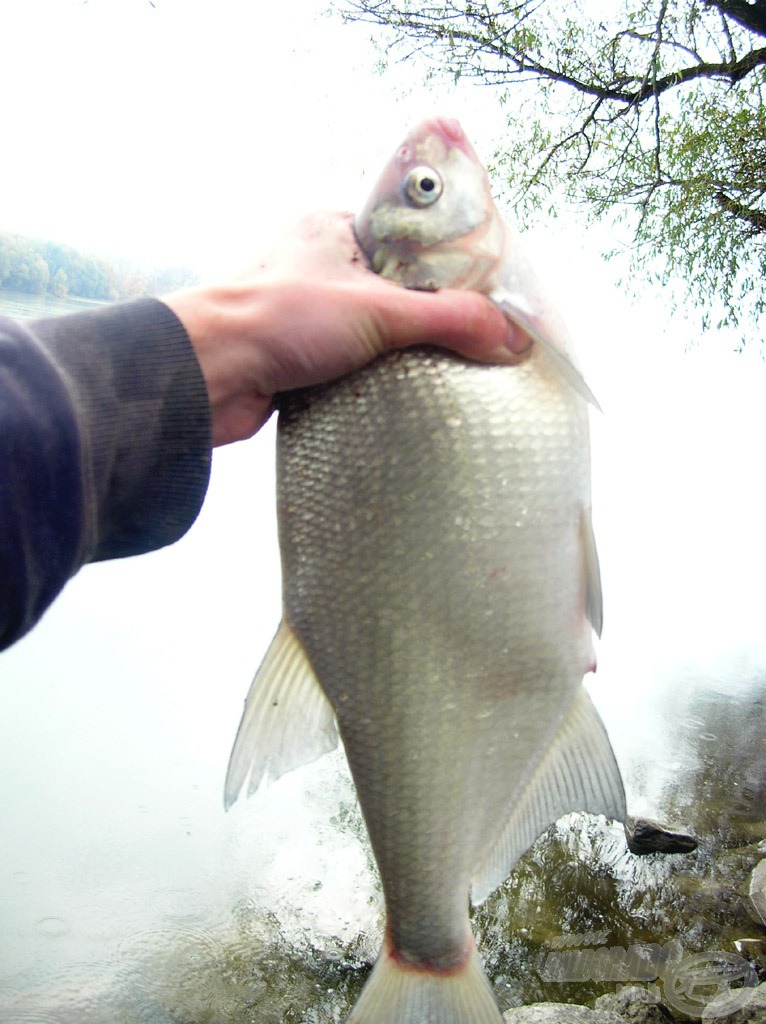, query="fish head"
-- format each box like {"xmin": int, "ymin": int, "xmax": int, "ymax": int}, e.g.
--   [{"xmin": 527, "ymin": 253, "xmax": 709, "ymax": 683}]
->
[
  {"xmin": 355, "ymin": 117, "xmax": 506, "ymax": 293},
  {"xmin": 357, "ymin": 117, "xmax": 595, "ymax": 403}
]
